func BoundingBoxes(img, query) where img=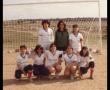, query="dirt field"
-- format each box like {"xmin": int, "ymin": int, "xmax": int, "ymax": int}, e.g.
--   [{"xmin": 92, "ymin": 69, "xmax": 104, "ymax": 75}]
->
[{"xmin": 3, "ymin": 40, "xmax": 107, "ymax": 90}]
